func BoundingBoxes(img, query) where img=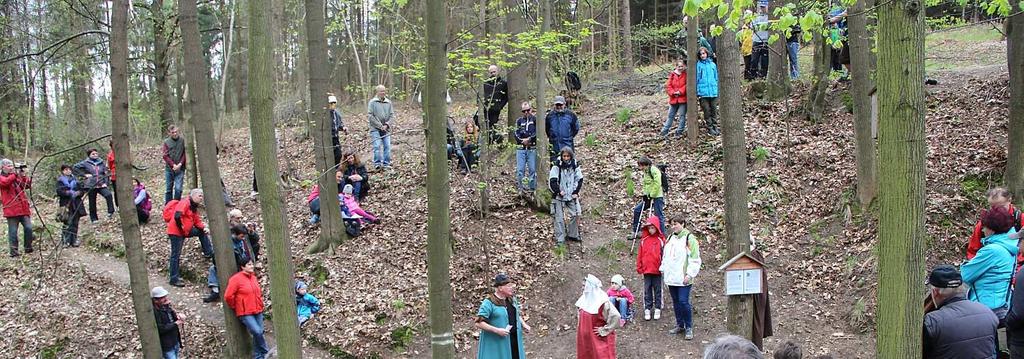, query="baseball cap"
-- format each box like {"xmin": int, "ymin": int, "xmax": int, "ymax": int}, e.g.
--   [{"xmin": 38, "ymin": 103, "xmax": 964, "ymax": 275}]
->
[
  {"xmin": 553, "ymin": 96, "xmax": 566, "ymax": 105},
  {"xmin": 151, "ymin": 286, "xmax": 169, "ymax": 298},
  {"xmin": 493, "ymin": 273, "xmax": 513, "ymax": 287},
  {"xmin": 928, "ymin": 265, "xmax": 962, "ymax": 288}
]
